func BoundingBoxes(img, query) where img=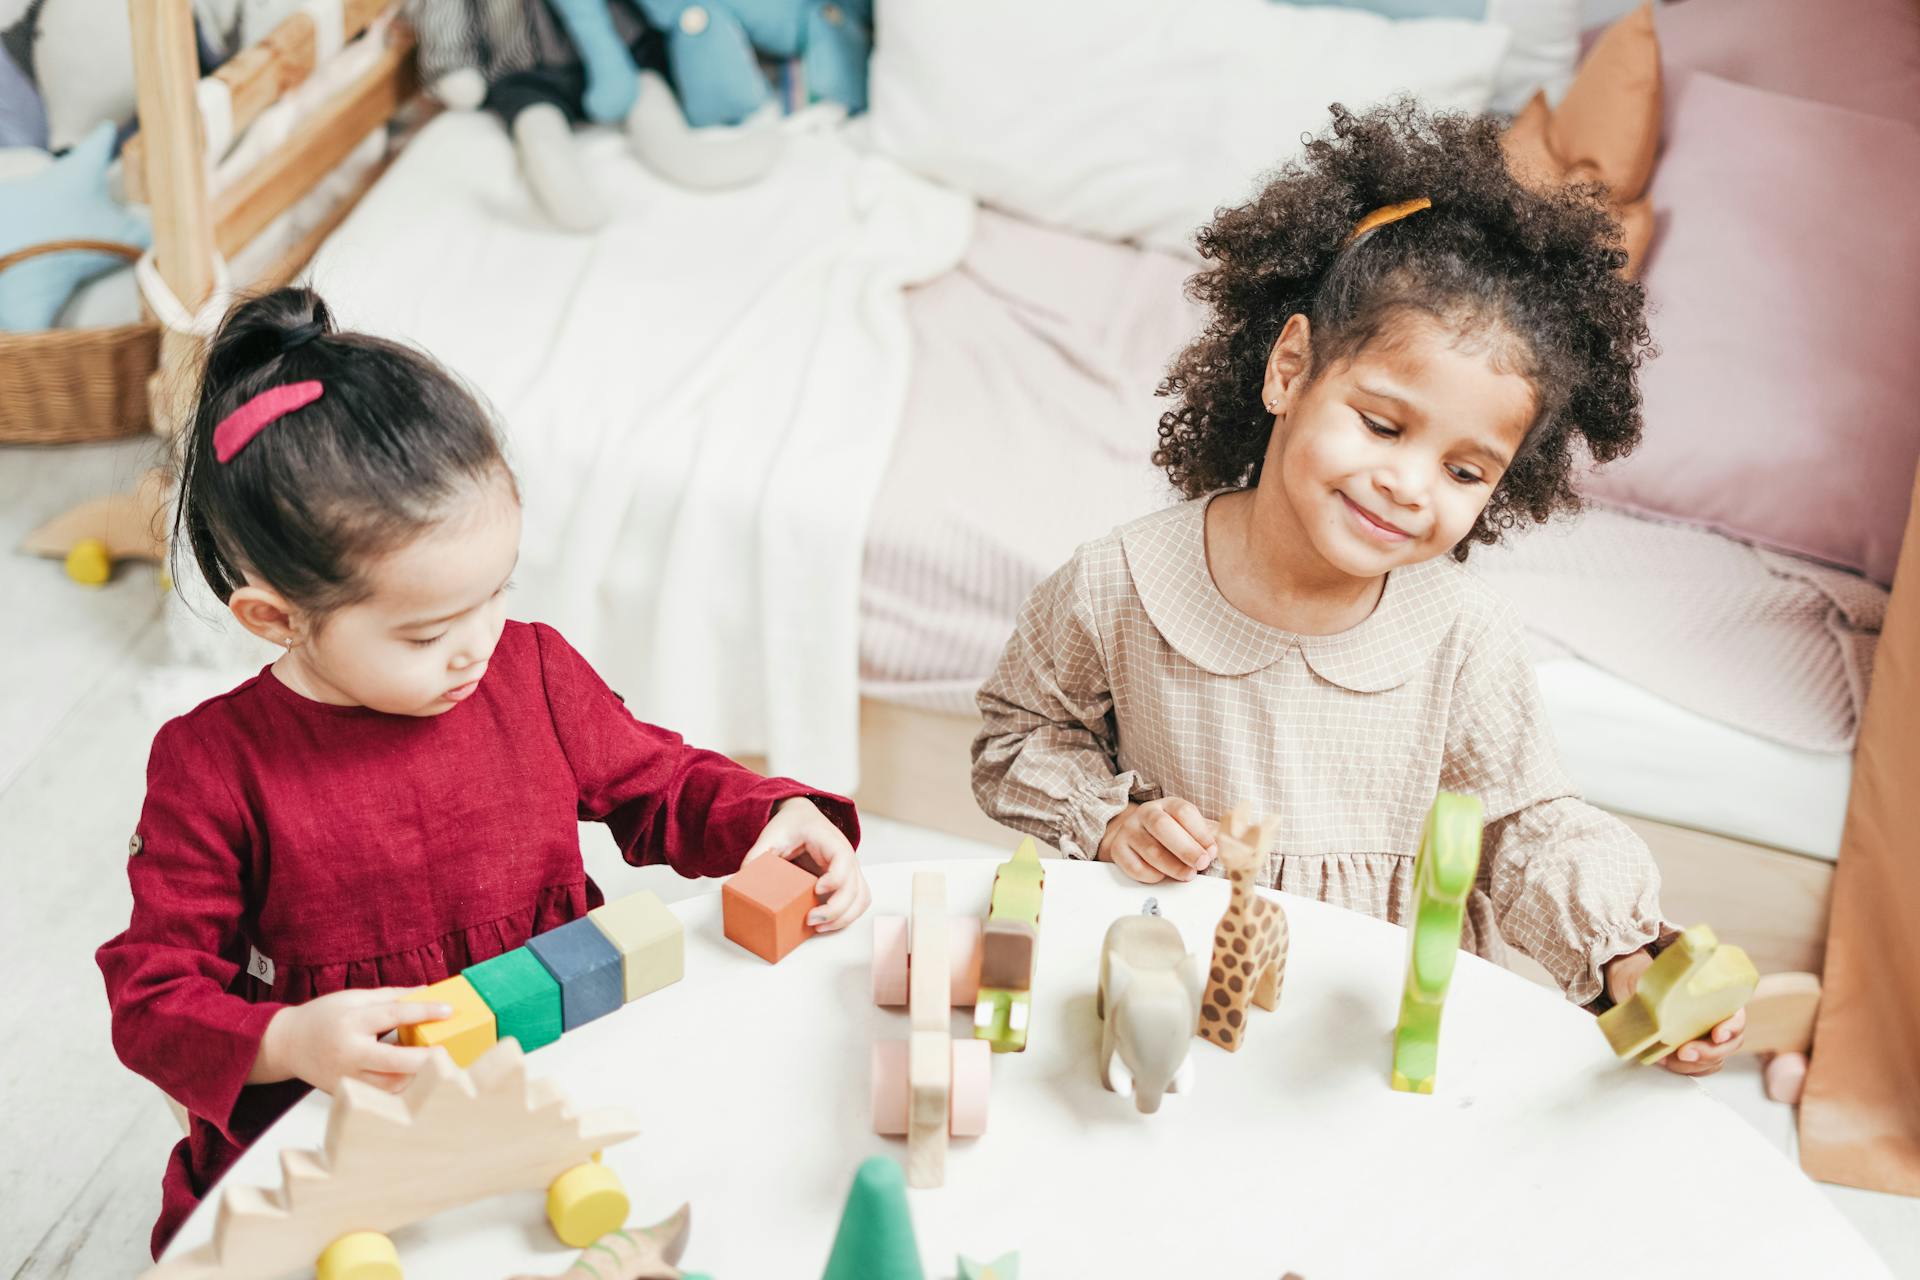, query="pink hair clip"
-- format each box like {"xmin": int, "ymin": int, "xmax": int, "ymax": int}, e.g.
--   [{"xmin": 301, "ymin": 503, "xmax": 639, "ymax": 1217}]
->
[{"xmin": 214, "ymin": 381, "xmax": 325, "ymax": 463}]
